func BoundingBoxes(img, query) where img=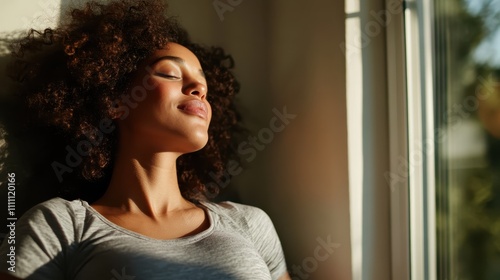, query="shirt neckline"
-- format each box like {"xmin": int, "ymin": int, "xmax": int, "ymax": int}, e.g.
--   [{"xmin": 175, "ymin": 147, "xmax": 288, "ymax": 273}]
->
[{"xmin": 80, "ymin": 199, "xmax": 217, "ymax": 244}]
